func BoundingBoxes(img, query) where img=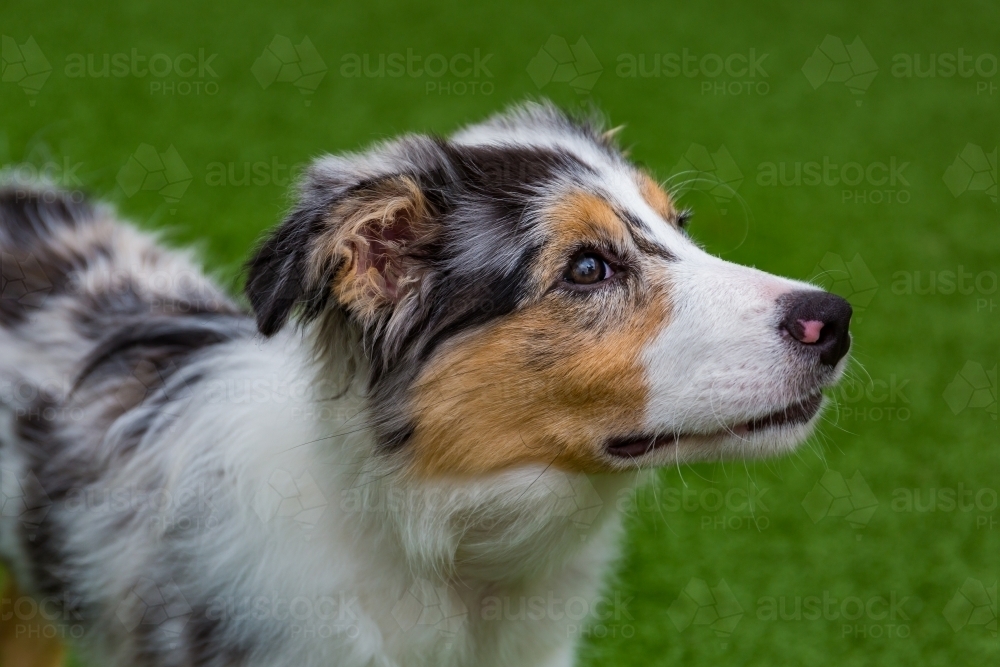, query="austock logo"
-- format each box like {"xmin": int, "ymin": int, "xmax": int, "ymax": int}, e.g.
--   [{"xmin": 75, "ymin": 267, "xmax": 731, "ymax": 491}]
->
[
  {"xmin": 891, "ymin": 50, "xmax": 998, "ymax": 95},
  {"xmin": 1, "ymin": 36, "xmax": 52, "ymax": 105},
  {"xmin": 116, "ymin": 578, "xmax": 192, "ymax": 648},
  {"xmin": 0, "ymin": 465, "xmax": 52, "ymax": 542},
  {"xmin": 942, "ymin": 578, "xmax": 997, "ymax": 635},
  {"xmin": 670, "ymin": 144, "xmax": 743, "ymax": 214},
  {"xmin": 537, "ymin": 470, "xmax": 604, "ymax": 540},
  {"xmin": 757, "ymin": 590, "xmax": 915, "ymax": 639},
  {"xmin": 479, "ymin": 590, "xmax": 635, "ymax": 639},
  {"xmin": 890, "ymin": 266, "xmax": 997, "ymax": 315},
  {"xmin": 391, "ymin": 578, "xmax": 468, "ymax": 648},
  {"xmin": 891, "ymin": 485, "xmax": 997, "ymax": 530},
  {"xmin": 252, "ymin": 35, "xmax": 327, "ymax": 104},
  {"xmin": 615, "ymin": 48, "xmax": 770, "ymax": 98},
  {"xmin": 891, "ymin": 50, "xmax": 997, "ymax": 79},
  {"xmin": 116, "ymin": 144, "xmax": 193, "ymax": 211},
  {"xmin": 625, "ymin": 484, "xmax": 772, "ymax": 532},
  {"xmin": 527, "ymin": 35, "xmax": 602, "ymax": 94},
  {"xmin": 756, "ymin": 156, "xmax": 911, "ymax": 205},
  {"xmin": 801, "ymin": 469, "xmax": 878, "ymax": 535},
  {"xmin": 943, "ymin": 361, "xmax": 997, "ymax": 420},
  {"xmin": 0, "ymin": 247, "xmax": 56, "ymax": 322},
  {"xmin": 943, "ymin": 144, "xmax": 997, "ymax": 204},
  {"xmin": 809, "ymin": 252, "xmax": 878, "ymax": 322},
  {"xmin": 835, "ymin": 375, "xmax": 912, "ymax": 423},
  {"xmin": 204, "ymin": 157, "xmax": 304, "ymax": 188},
  {"xmin": 63, "ymin": 48, "xmax": 220, "ymax": 96},
  {"xmin": 667, "ymin": 578, "xmax": 743, "ymax": 648},
  {"xmin": 252, "ymin": 469, "xmax": 328, "ymax": 538},
  {"xmin": 802, "ymin": 35, "xmax": 878, "ymax": 105},
  {"xmin": 337, "ymin": 49, "xmax": 495, "ymax": 97},
  {"xmin": 1, "ymin": 157, "xmax": 86, "ymax": 191}
]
